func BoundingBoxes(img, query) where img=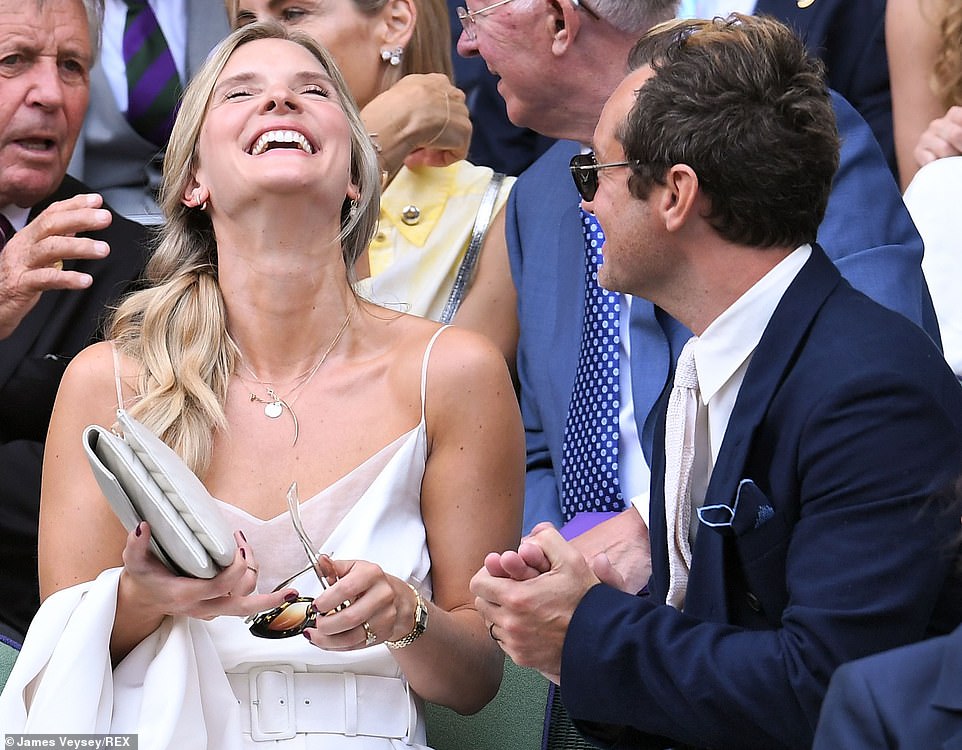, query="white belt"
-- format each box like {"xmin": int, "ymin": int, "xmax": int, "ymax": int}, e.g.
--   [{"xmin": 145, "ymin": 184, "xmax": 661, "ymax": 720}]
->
[{"xmin": 227, "ymin": 664, "xmax": 416, "ymax": 742}]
